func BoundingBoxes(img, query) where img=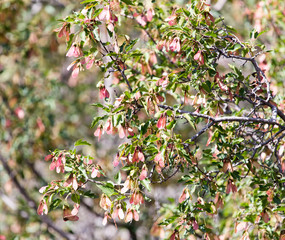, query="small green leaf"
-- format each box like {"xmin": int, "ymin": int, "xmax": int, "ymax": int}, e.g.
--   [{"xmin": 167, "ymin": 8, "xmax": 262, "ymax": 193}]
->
[
  {"xmin": 74, "ymin": 139, "xmax": 91, "ymax": 146},
  {"xmin": 141, "ymin": 179, "xmax": 151, "ymax": 192},
  {"xmin": 121, "ymin": 166, "xmax": 133, "ymax": 171},
  {"xmin": 166, "ymin": 120, "xmax": 176, "ymax": 130},
  {"xmin": 78, "ymin": 190, "xmax": 98, "ymax": 198},
  {"xmin": 49, "ymin": 199, "xmax": 62, "ymax": 212},
  {"xmin": 80, "ymin": 0, "xmax": 97, "ymax": 4},
  {"xmin": 71, "ymin": 193, "xmax": 80, "ymax": 204},
  {"xmin": 121, "ymin": 0, "xmax": 134, "ymax": 5},
  {"xmin": 114, "ymin": 171, "xmax": 121, "ymax": 184},
  {"xmin": 96, "ymin": 182, "xmax": 117, "ymax": 196},
  {"xmin": 232, "ymin": 138, "xmax": 244, "ymax": 144},
  {"xmin": 182, "ymin": 114, "xmax": 196, "ymax": 130}
]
